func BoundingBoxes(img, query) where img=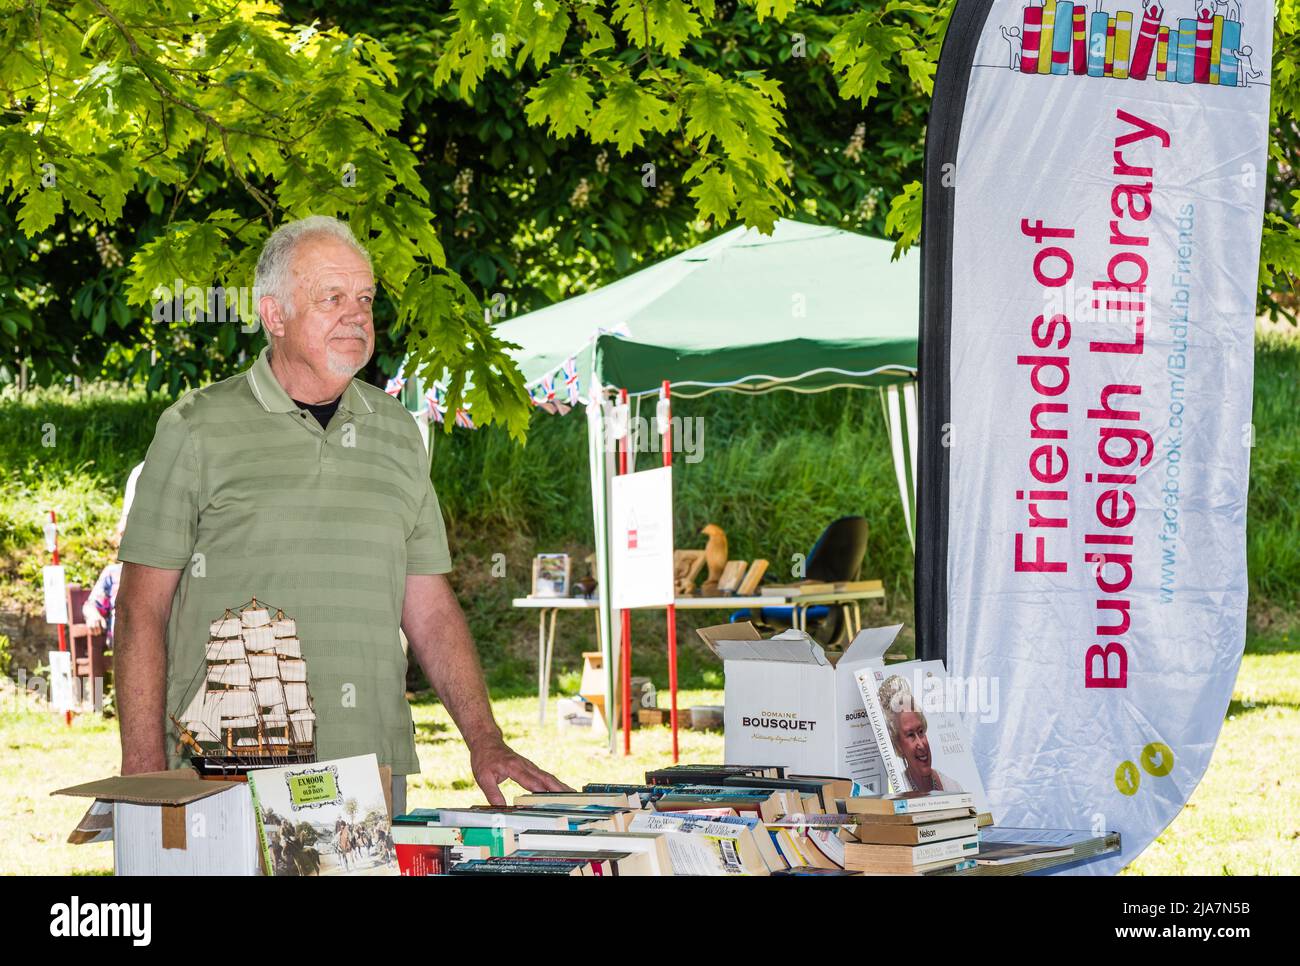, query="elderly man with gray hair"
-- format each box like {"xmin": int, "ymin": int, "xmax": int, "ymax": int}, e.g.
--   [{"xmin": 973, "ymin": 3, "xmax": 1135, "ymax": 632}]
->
[{"xmin": 115, "ymin": 215, "xmax": 567, "ymax": 812}]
